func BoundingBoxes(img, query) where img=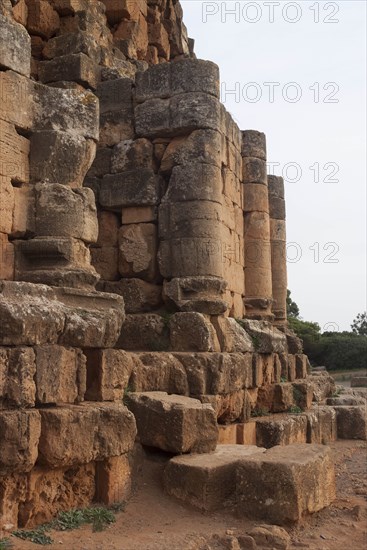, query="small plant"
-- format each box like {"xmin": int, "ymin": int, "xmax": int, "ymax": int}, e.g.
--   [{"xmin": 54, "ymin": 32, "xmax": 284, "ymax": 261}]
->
[
  {"xmin": 280, "ymin": 376, "xmax": 287, "ymax": 383},
  {"xmin": 123, "ymin": 384, "xmax": 134, "ymax": 405},
  {"xmin": 251, "ymin": 335, "xmax": 261, "ymax": 351},
  {"xmin": 251, "ymin": 407, "xmax": 269, "ymax": 418},
  {"xmin": 289, "ymin": 405, "xmax": 303, "ymax": 414},
  {"xmin": 53, "ymin": 507, "xmax": 115, "ymax": 534},
  {"xmin": 13, "ymin": 526, "xmax": 53, "ymax": 546},
  {"xmin": 83, "ymin": 508, "xmax": 116, "ymax": 532},
  {"xmin": 160, "ymin": 311, "xmax": 173, "ymax": 328},
  {"xmin": 52, "ymin": 509, "xmax": 86, "ymax": 531},
  {"xmin": 0, "ymin": 538, "xmax": 13, "ymax": 550}
]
